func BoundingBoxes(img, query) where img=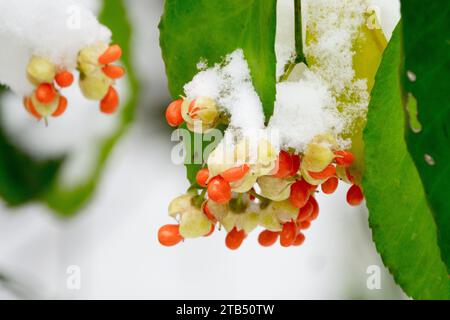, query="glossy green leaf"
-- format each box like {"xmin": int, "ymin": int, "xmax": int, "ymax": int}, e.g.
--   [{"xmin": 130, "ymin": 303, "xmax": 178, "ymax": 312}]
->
[
  {"xmin": 159, "ymin": 0, "xmax": 277, "ymax": 183},
  {"xmin": 401, "ymin": 0, "xmax": 450, "ymax": 273},
  {"xmin": 363, "ymin": 25, "xmax": 450, "ymax": 299},
  {"xmin": 44, "ymin": 0, "xmax": 139, "ymax": 215}
]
